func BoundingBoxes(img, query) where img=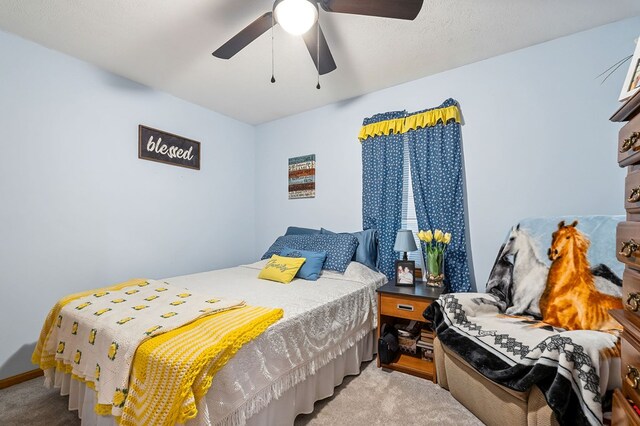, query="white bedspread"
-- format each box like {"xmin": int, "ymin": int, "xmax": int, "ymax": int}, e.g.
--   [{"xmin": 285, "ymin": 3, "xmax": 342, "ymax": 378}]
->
[{"xmin": 164, "ymin": 260, "xmax": 386, "ymax": 426}]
